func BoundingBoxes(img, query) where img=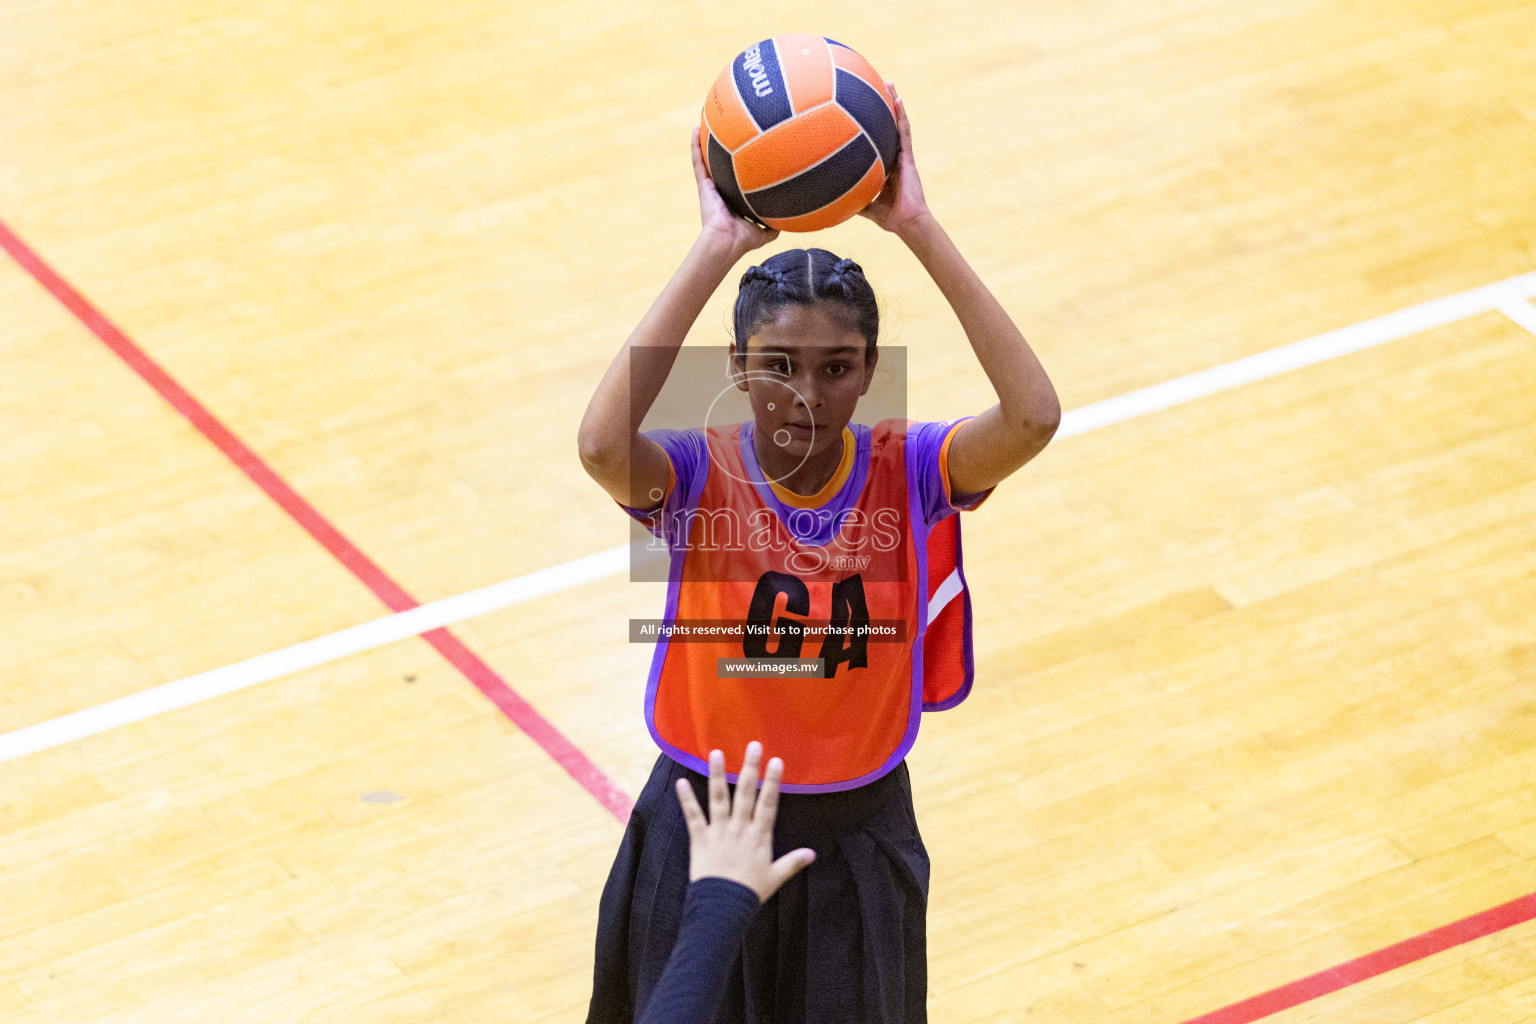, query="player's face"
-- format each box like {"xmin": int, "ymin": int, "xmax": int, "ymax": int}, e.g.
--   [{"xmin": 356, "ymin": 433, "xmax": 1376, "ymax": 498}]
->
[{"xmin": 734, "ymin": 303, "xmax": 876, "ymax": 461}]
